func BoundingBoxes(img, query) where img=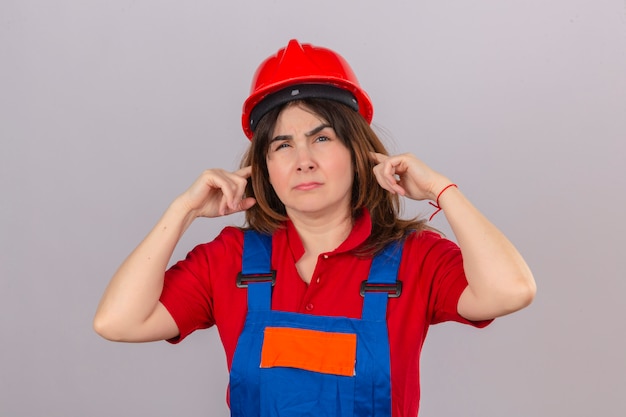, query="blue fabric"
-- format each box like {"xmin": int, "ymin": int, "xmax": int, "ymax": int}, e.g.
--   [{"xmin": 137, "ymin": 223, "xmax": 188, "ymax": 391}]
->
[
  {"xmin": 241, "ymin": 231, "xmax": 272, "ymax": 275},
  {"xmin": 230, "ymin": 231, "xmax": 403, "ymax": 417},
  {"xmin": 362, "ymin": 240, "xmax": 402, "ymax": 321}
]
